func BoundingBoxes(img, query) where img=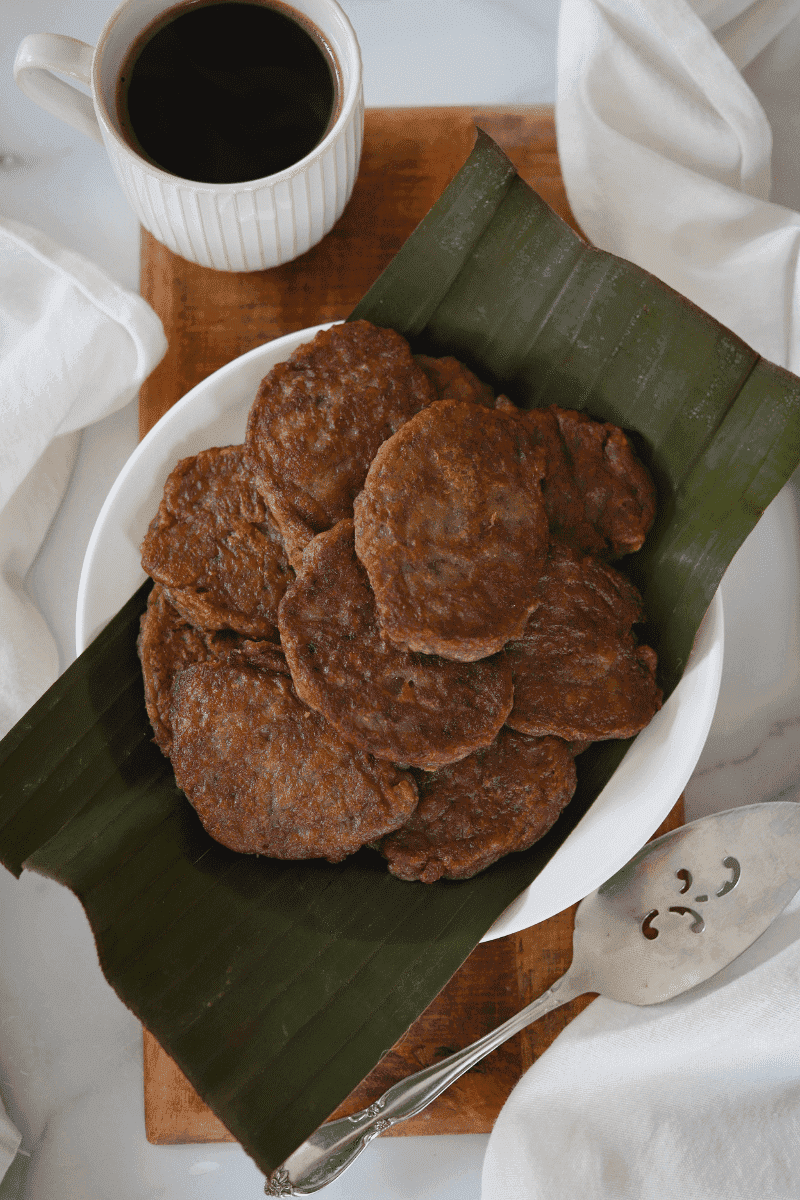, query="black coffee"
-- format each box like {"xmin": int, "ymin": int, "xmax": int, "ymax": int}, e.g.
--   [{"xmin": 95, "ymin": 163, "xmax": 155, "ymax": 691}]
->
[{"xmin": 117, "ymin": 0, "xmax": 338, "ymax": 184}]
